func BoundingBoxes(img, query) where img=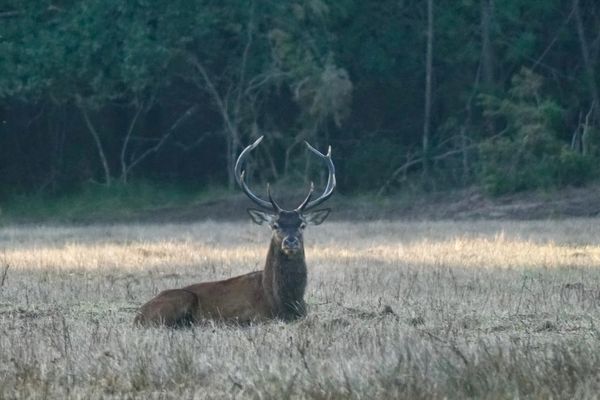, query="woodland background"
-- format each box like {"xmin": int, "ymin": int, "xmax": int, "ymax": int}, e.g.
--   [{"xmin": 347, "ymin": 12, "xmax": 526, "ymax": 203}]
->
[
  {"xmin": 1, "ymin": 0, "xmax": 599, "ymax": 204},
  {"xmin": 3, "ymin": 4, "xmax": 600, "ymax": 397}
]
